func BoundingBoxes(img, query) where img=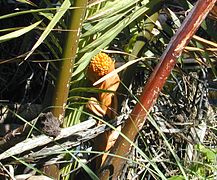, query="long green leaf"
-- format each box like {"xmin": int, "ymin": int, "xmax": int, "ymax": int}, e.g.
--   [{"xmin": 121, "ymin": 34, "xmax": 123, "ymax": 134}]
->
[
  {"xmin": 81, "ymin": 10, "xmax": 131, "ymax": 37},
  {"xmin": 87, "ymin": 0, "xmax": 141, "ymax": 21},
  {"xmin": 73, "ymin": 0, "xmax": 162, "ymax": 76},
  {"xmin": 17, "ymin": 0, "xmax": 37, "ymax": 7},
  {"xmin": 0, "ymin": 8, "xmax": 60, "ymax": 20},
  {"xmin": 25, "ymin": 0, "xmax": 71, "ymax": 60},
  {"xmin": 0, "ymin": 20, "xmax": 42, "ymax": 43},
  {"xmin": 80, "ymin": 2, "xmax": 158, "ymax": 53}
]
